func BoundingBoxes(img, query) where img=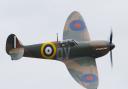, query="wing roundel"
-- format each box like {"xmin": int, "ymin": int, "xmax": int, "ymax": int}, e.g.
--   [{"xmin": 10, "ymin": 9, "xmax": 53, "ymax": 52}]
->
[{"xmin": 63, "ymin": 11, "xmax": 90, "ymax": 42}]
